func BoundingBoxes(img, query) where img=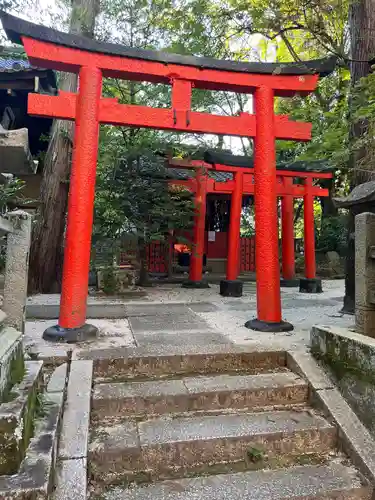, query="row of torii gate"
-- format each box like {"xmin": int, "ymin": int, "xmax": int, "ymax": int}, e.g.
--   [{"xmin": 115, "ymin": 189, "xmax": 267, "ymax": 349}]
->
[
  {"xmin": 166, "ymin": 152, "xmax": 332, "ymax": 300},
  {"xmin": 0, "ymin": 12, "xmax": 336, "ymax": 339}
]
